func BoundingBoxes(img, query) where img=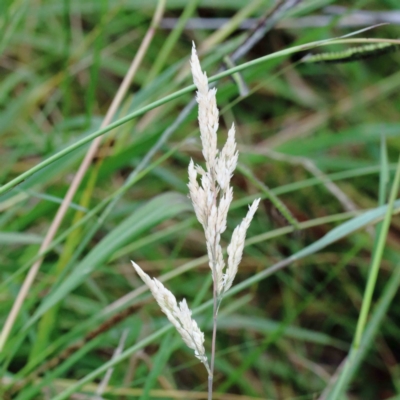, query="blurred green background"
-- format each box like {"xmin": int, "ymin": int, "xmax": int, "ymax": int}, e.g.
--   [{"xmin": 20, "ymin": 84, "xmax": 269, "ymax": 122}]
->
[{"xmin": 2, "ymin": 1, "xmax": 400, "ymax": 399}]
